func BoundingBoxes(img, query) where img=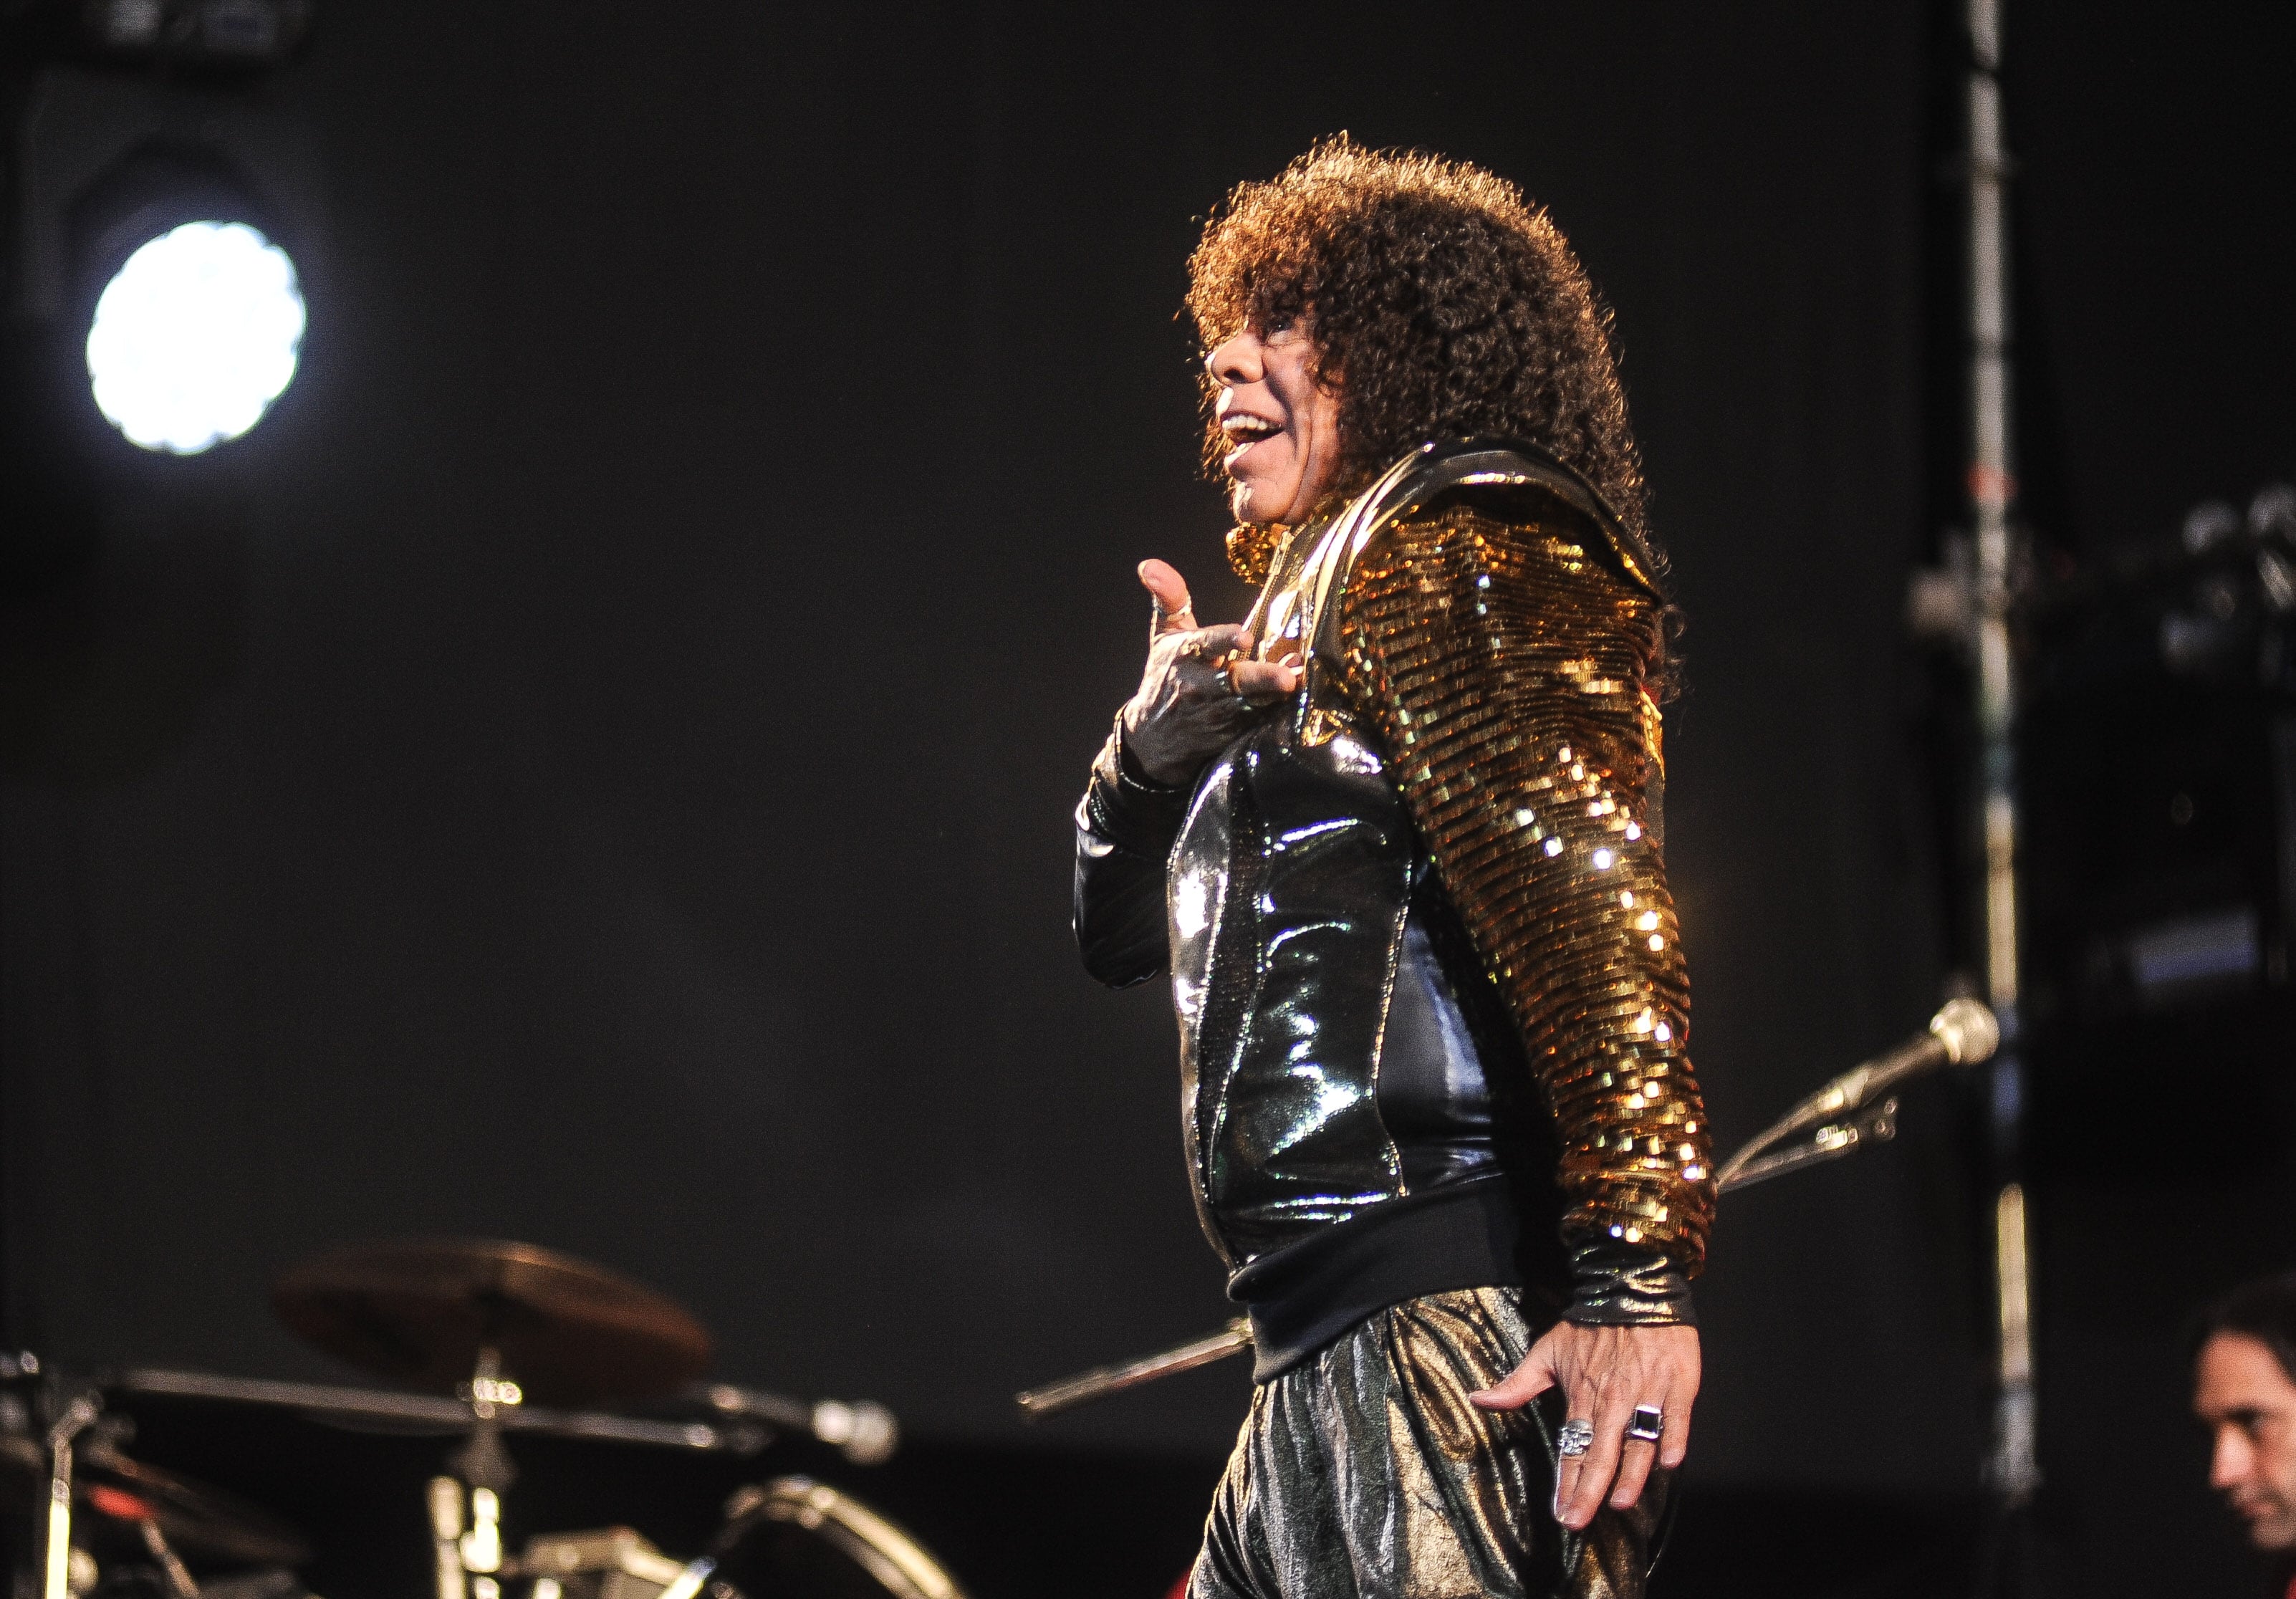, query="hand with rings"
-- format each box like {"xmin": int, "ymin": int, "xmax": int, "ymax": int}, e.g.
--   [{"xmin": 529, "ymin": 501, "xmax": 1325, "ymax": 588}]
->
[
  {"xmin": 1120, "ymin": 558, "xmax": 1302, "ymax": 788},
  {"xmin": 1469, "ymin": 1322, "xmax": 1700, "ymax": 1530}
]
